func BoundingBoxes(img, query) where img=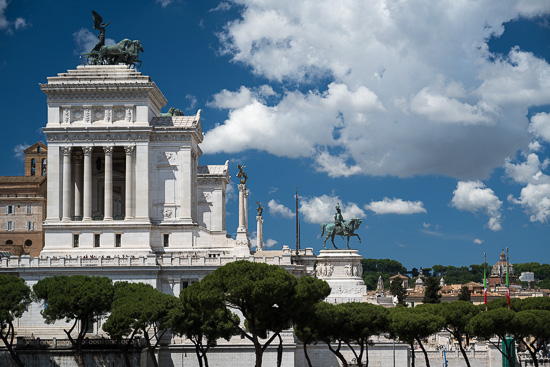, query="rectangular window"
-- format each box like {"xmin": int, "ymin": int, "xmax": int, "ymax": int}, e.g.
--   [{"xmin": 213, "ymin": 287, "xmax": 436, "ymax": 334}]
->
[
  {"xmin": 163, "ymin": 234, "xmax": 169, "ymax": 248},
  {"xmin": 26, "ymin": 221, "xmax": 34, "ymax": 231},
  {"xmin": 26, "ymin": 205, "xmax": 32, "ymax": 214},
  {"xmin": 6, "ymin": 205, "xmax": 14, "ymax": 214},
  {"xmin": 115, "ymin": 234, "xmax": 121, "ymax": 247},
  {"xmin": 94, "ymin": 234, "xmax": 100, "ymax": 248},
  {"xmin": 73, "ymin": 234, "xmax": 79, "ymax": 248},
  {"xmin": 6, "ymin": 221, "xmax": 15, "ymax": 231}
]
